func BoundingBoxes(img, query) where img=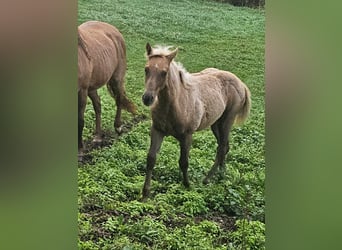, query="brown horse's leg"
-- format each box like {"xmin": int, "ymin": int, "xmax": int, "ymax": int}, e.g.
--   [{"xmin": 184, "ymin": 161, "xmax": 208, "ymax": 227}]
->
[
  {"xmin": 78, "ymin": 88, "xmax": 88, "ymax": 161},
  {"xmin": 203, "ymin": 112, "xmax": 235, "ymax": 184},
  {"xmin": 108, "ymin": 78, "xmax": 123, "ymax": 133},
  {"xmin": 108, "ymin": 77, "xmax": 136, "ymax": 134},
  {"xmin": 142, "ymin": 126, "xmax": 164, "ymax": 201},
  {"xmin": 88, "ymin": 90, "xmax": 102, "ymax": 144},
  {"xmin": 178, "ymin": 134, "xmax": 193, "ymax": 188}
]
